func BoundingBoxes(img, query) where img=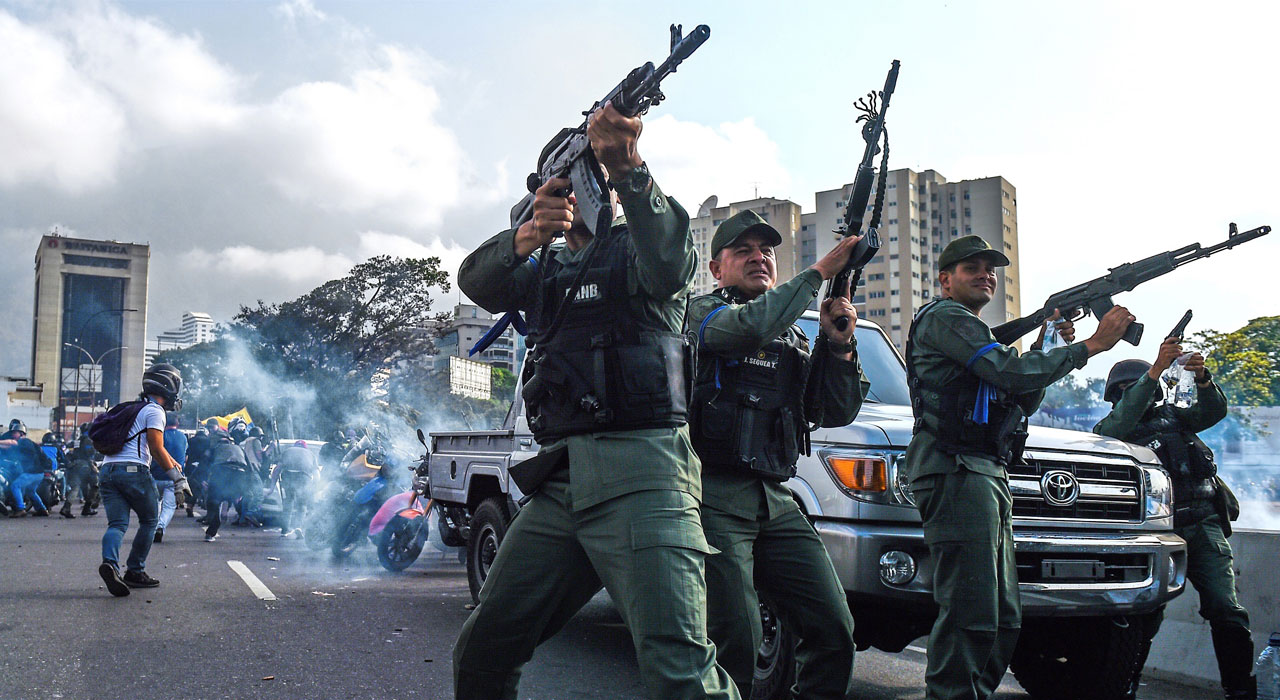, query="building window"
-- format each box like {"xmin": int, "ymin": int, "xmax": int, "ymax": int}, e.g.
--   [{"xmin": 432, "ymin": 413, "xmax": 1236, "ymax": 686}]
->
[
  {"xmin": 1002, "ymin": 190, "xmax": 1011, "ymax": 200},
  {"xmin": 1002, "ymin": 207, "xmax": 1011, "ymax": 217},
  {"xmin": 1003, "ymin": 224, "xmax": 1011, "ymax": 233},
  {"xmin": 963, "ymin": 191, "xmax": 970, "ymax": 200},
  {"xmin": 1004, "ymin": 241, "xmax": 1013, "ymax": 250},
  {"xmin": 869, "ymin": 291, "xmax": 886, "ymax": 299},
  {"xmin": 964, "ymin": 208, "xmax": 971, "ymax": 217},
  {"xmin": 888, "ymin": 218, "xmax": 898, "ymax": 225},
  {"xmin": 889, "ymin": 200, "xmax": 898, "ymax": 207},
  {"xmin": 889, "ymin": 236, "xmax": 898, "ymax": 242},
  {"xmin": 965, "ymin": 225, "xmax": 973, "ymax": 234},
  {"xmin": 891, "ymin": 289, "xmax": 900, "ymax": 296},
  {"xmin": 949, "ymin": 209, "xmax": 957, "ymax": 218},
  {"xmin": 888, "ymin": 183, "xmax": 897, "ymax": 189},
  {"xmin": 889, "ymin": 254, "xmax": 899, "ymax": 260}
]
